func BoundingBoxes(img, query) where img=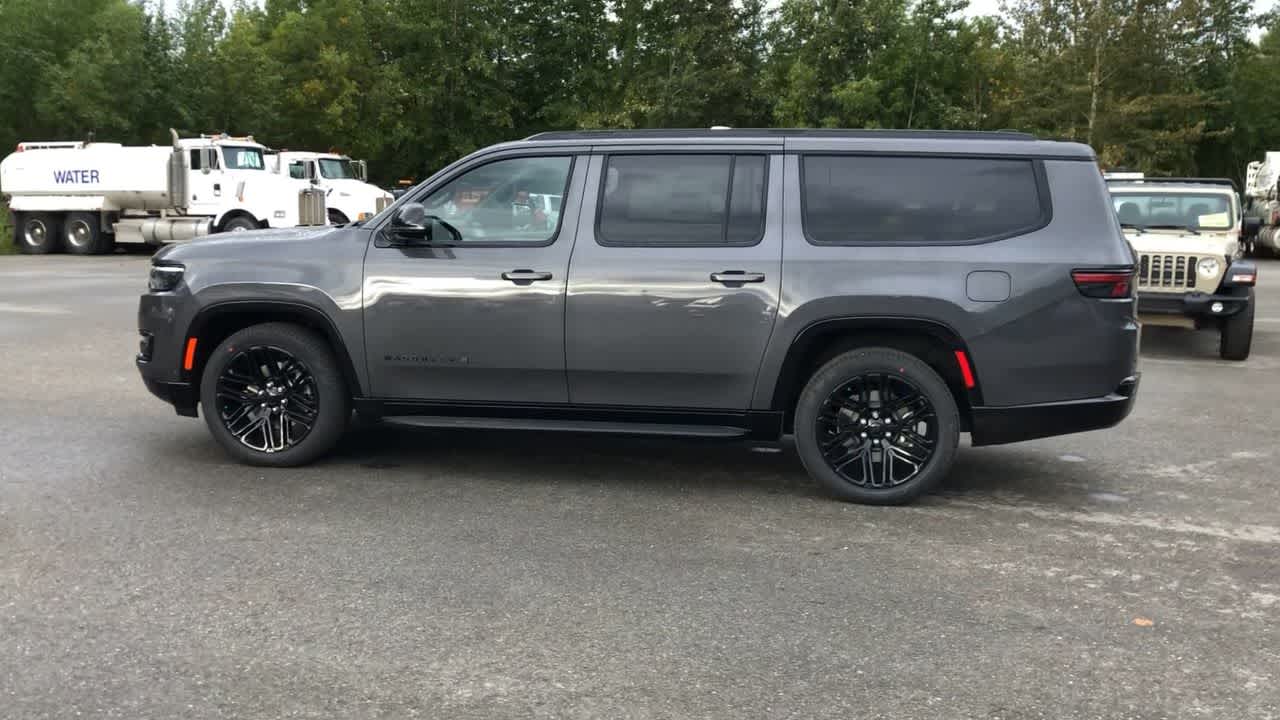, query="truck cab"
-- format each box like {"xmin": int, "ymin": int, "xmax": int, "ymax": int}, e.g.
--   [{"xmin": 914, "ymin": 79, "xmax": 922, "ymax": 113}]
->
[{"xmin": 273, "ymin": 151, "xmax": 393, "ymax": 225}]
